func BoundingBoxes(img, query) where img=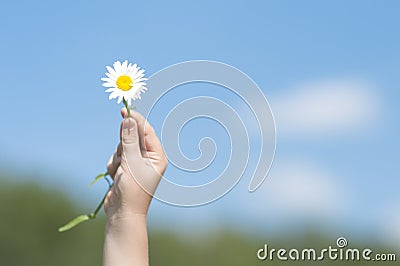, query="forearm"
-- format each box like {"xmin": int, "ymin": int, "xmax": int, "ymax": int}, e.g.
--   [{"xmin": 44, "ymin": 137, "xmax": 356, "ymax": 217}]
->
[{"xmin": 103, "ymin": 213, "xmax": 149, "ymax": 266}]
